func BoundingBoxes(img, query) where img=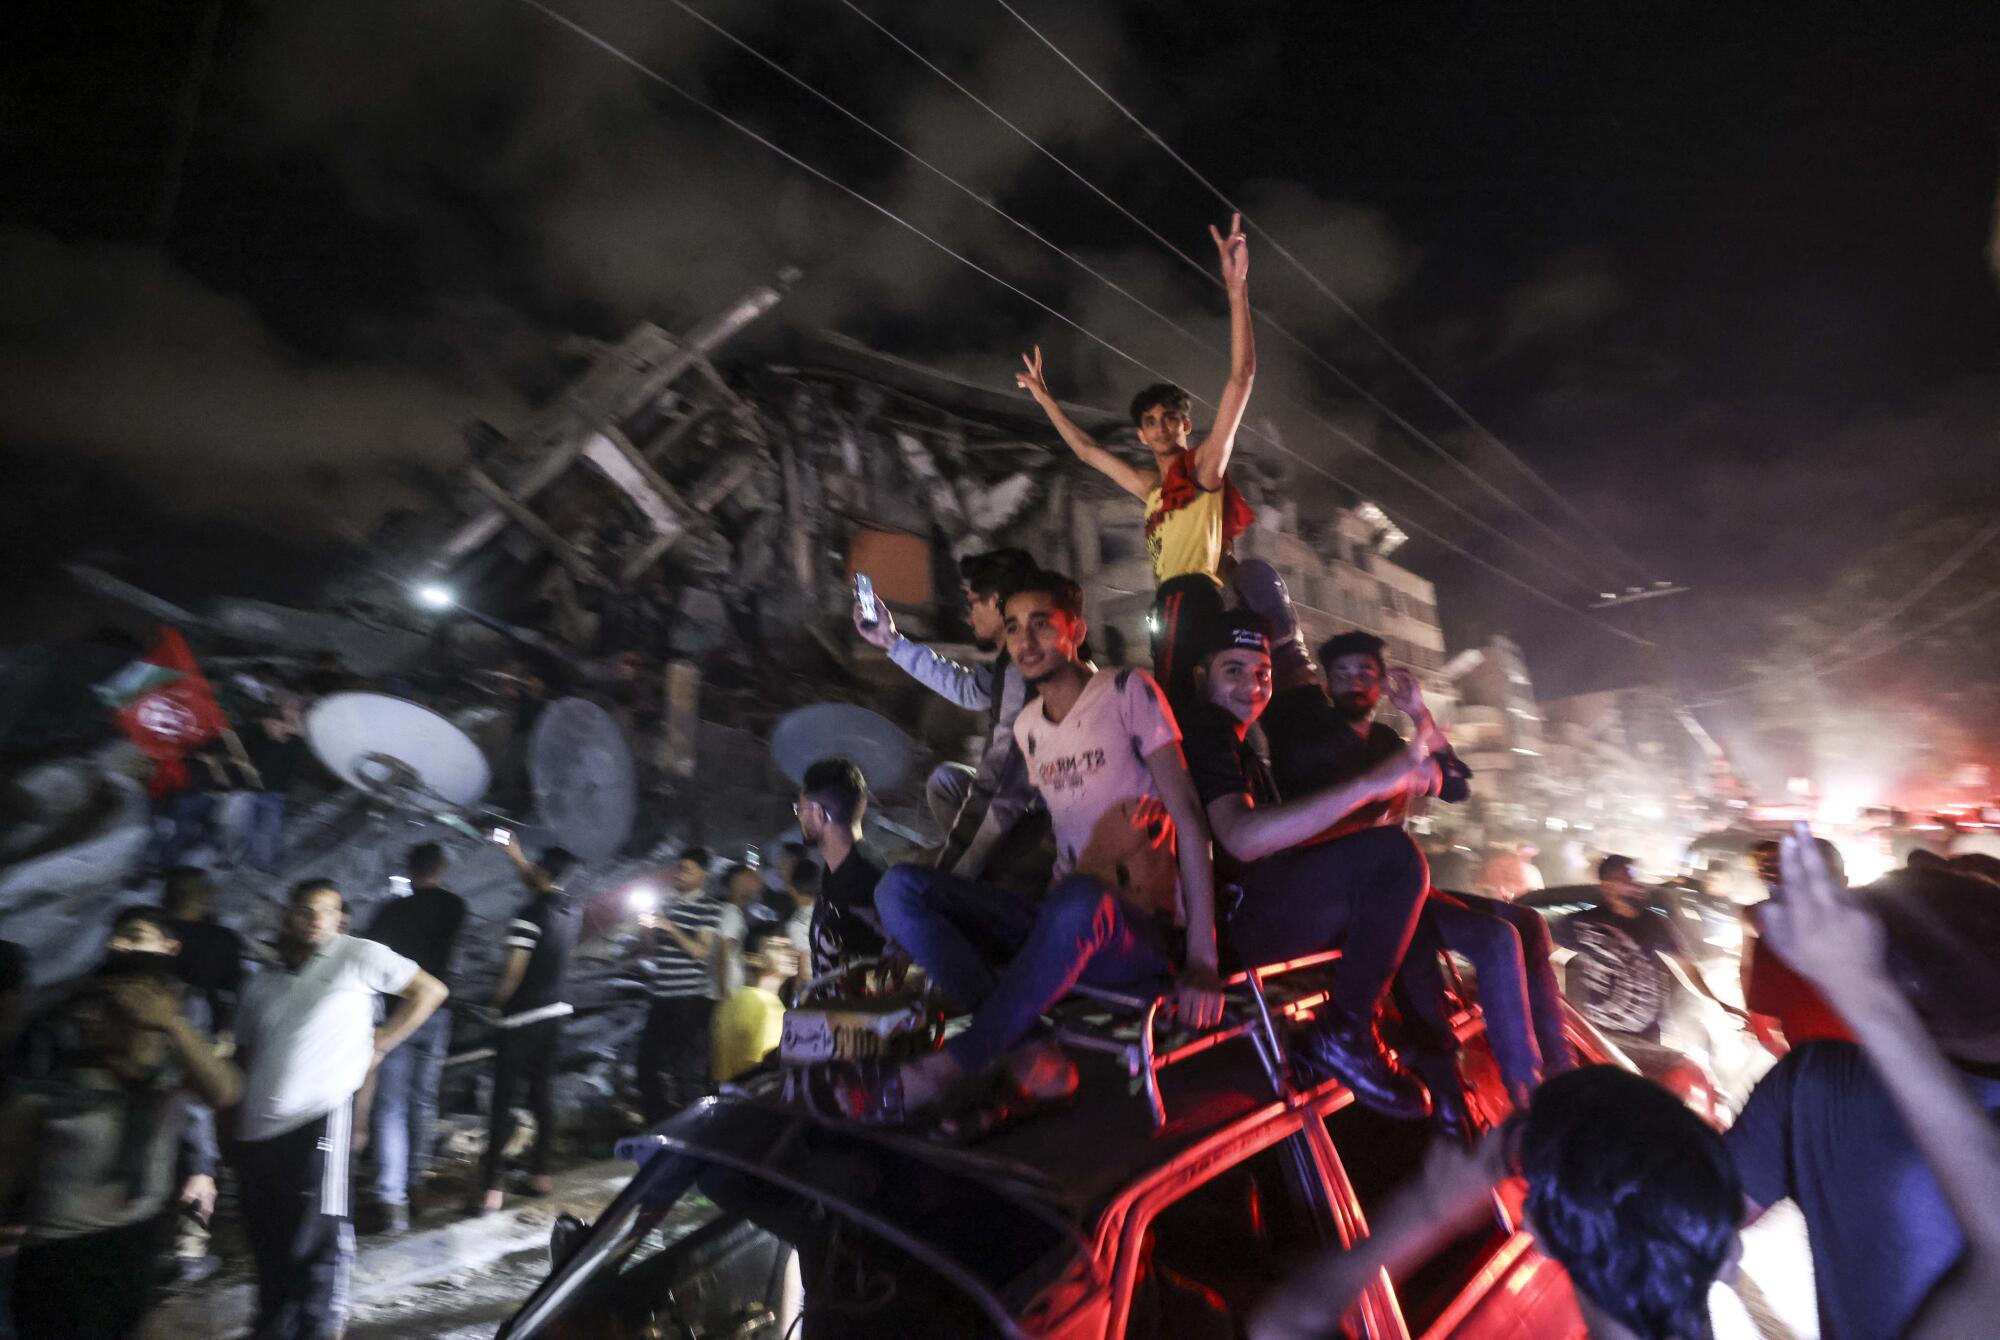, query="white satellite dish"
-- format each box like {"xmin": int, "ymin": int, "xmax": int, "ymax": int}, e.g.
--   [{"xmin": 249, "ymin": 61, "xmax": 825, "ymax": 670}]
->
[
  {"xmin": 306, "ymin": 692, "xmax": 491, "ymax": 810},
  {"xmin": 770, "ymin": 703, "xmax": 914, "ymax": 795},
  {"xmin": 529, "ymin": 698, "xmax": 638, "ymax": 862}
]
